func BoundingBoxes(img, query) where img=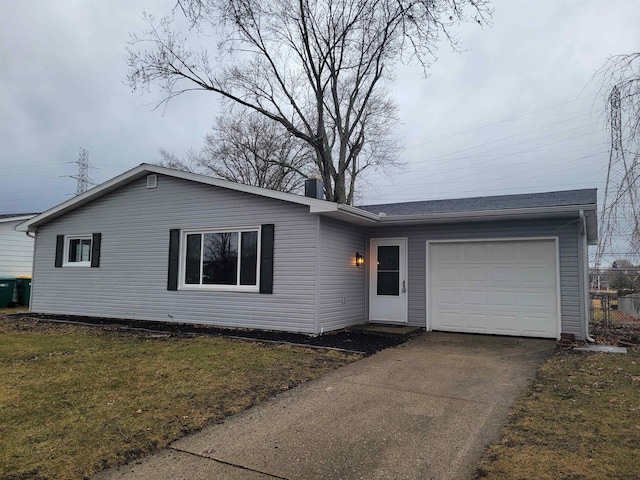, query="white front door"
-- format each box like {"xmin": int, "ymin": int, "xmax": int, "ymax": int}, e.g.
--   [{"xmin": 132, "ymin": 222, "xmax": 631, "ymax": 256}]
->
[{"xmin": 369, "ymin": 238, "xmax": 408, "ymax": 323}]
